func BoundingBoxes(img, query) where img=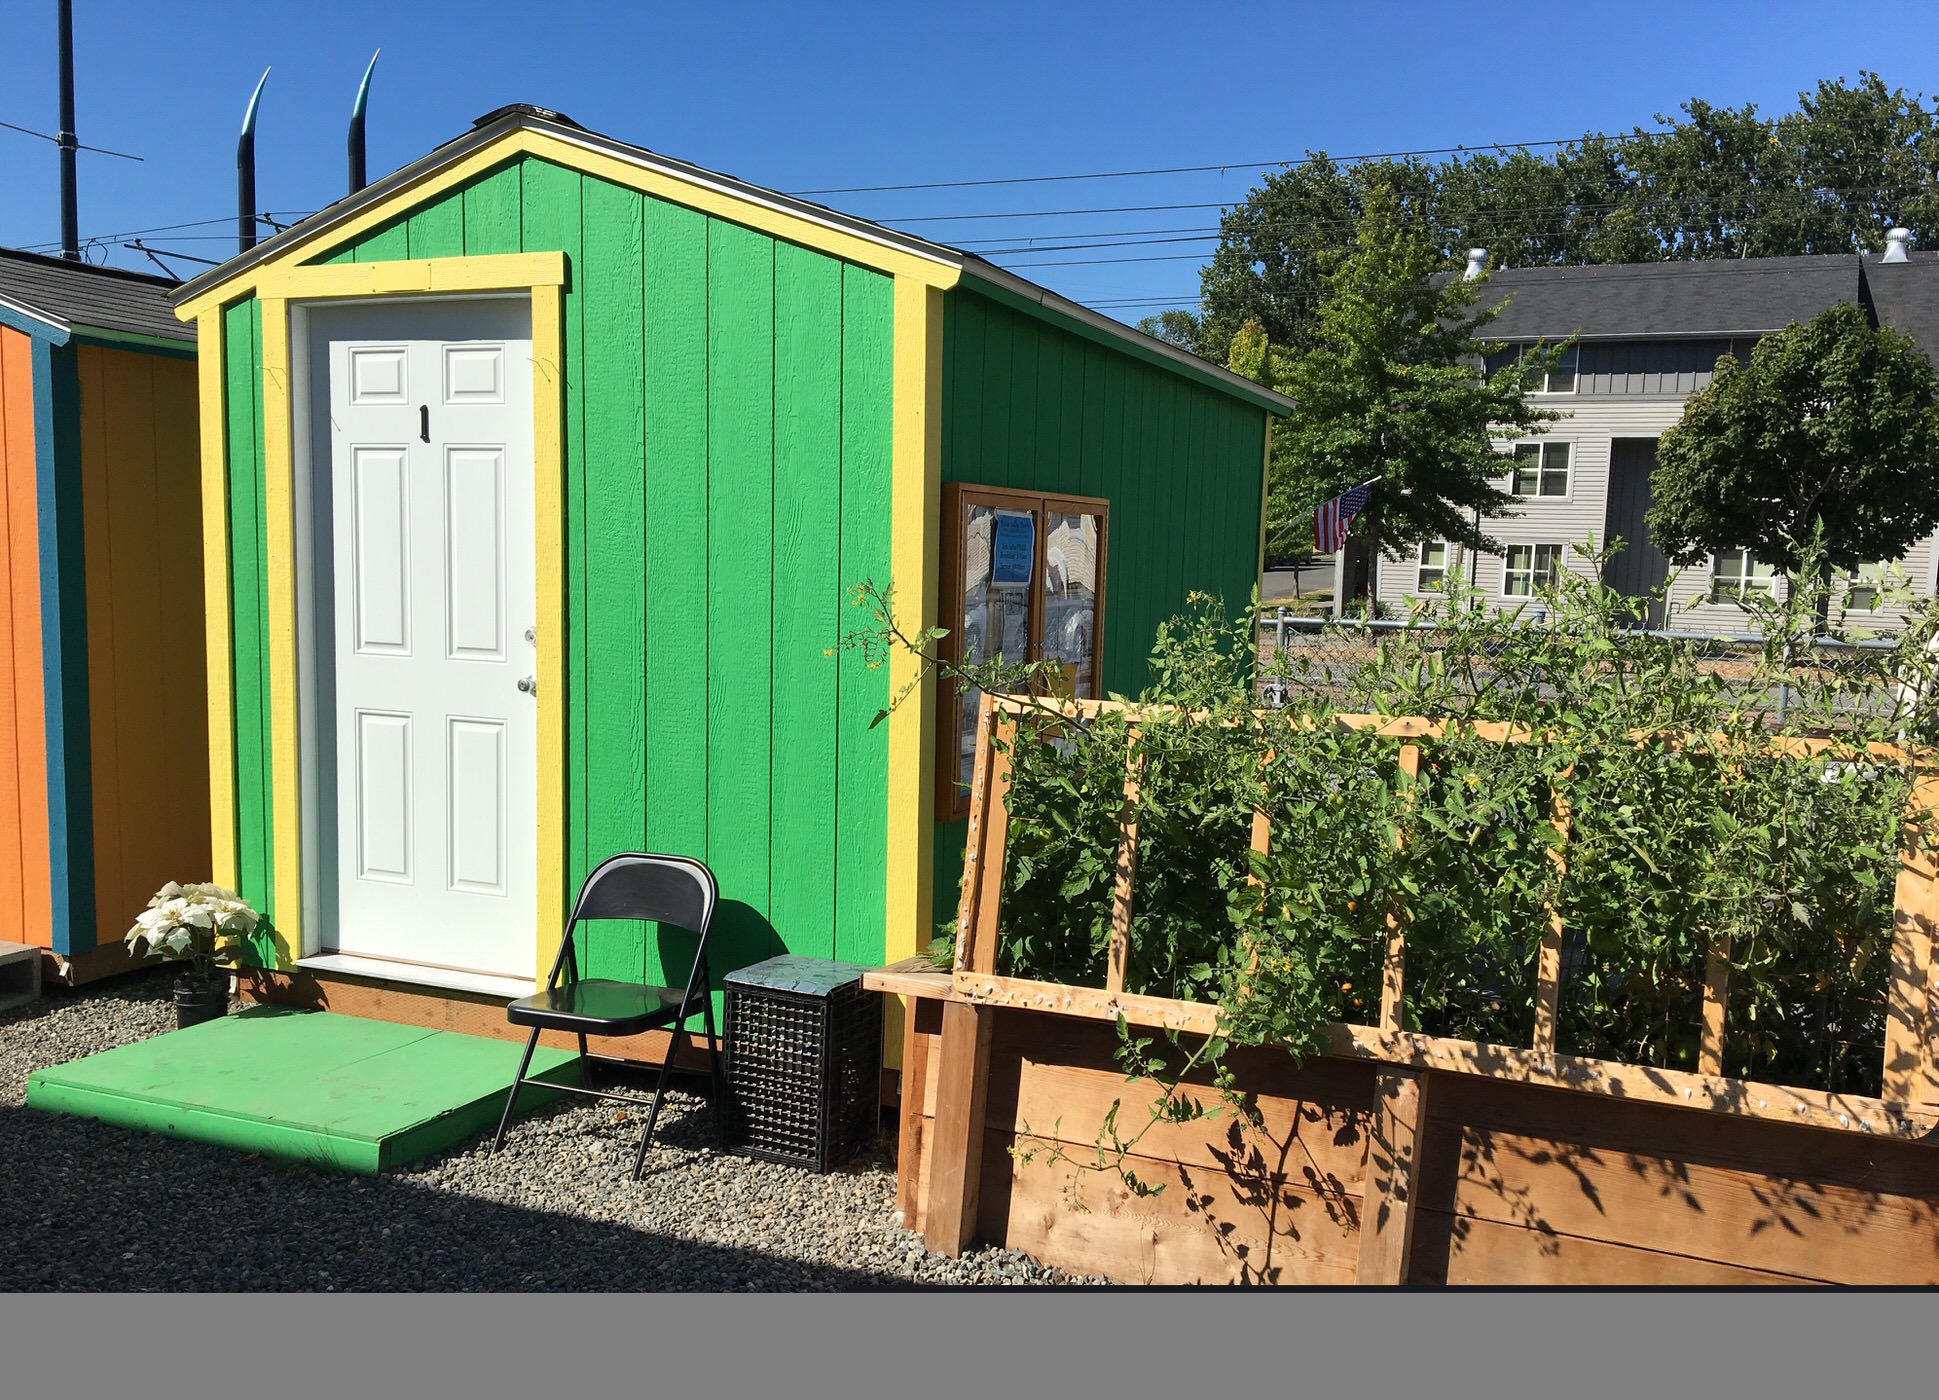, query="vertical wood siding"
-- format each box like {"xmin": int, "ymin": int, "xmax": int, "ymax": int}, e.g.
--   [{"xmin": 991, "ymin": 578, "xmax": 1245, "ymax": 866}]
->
[
  {"xmin": 931, "ymin": 289, "xmax": 1268, "ymax": 924},
  {"xmin": 222, "ymin": 297, "xmax": 275, "ymax": 930},
  {"xmin": 0, "ymin": 328, "xmax": 54, "ymax": 948},
  {"xmin": 74, "ymin": 345, "xmax": 211, "ymax": 949},
  {"xmin": 306, "ymin": 157, "xmax": 895, "ymax": 986}
]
